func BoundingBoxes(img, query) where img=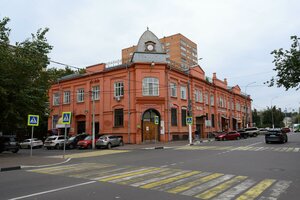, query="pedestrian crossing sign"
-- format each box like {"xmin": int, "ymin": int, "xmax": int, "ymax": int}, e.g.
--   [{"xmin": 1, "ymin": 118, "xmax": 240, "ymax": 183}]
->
[
  {"xmin": 186, "ymin": 116, "xmax": 193, "ymax": 125},
  {"xmin": 28, "ymin": 115, "xmax": 39, "ymax": 126},
  {"xmin": 62, "ymin": 112, "xmax": 72, "ymax": 124}
]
